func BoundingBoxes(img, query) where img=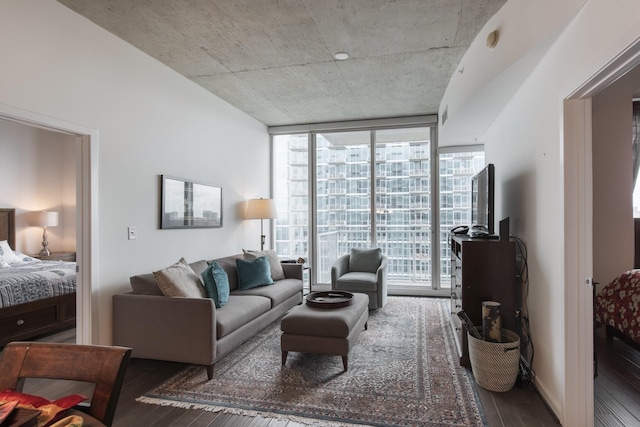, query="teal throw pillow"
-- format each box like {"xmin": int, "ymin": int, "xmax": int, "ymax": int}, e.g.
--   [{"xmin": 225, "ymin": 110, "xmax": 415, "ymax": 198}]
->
[
  {"xmin": 201, "ymin": 261, "xmax": 230, "ymax": 308},
  {"xmin": 236, "ymin": 256, "xmax": 274, "ymax": 290}
]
